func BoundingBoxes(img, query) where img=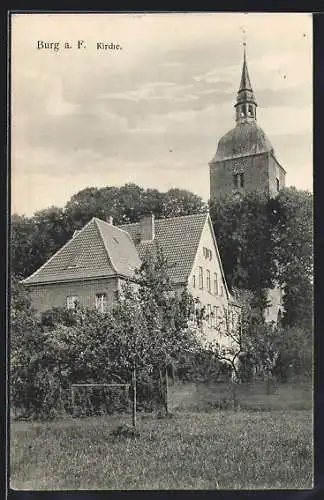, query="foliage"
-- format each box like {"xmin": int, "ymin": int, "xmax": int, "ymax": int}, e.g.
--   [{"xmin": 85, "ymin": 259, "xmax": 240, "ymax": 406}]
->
[
  {"xmin": 11, "ymin": 207, "xmax": 72, "ymax": 278},
  {"xmin": 10, "ymin": 274, "xmax": 39, "ymax": 351},
  {"xmin": 274, "ymin": 325, "xmax": 313, "ymax": 382},
  {"xmin": 10, "ymin": 247, "xmax": 200, "ymax": 420},
  {"xmin": 40, "ymin": 306, "xmax": 79, "ymax": 328},
  {"xmin": 209, "ymin": 192, "xmax": 276, "ymax": 303},
  {"xmin": 209, "ymin": 188, "xmax": 313, "ymax": 326},
  {"xmin": 175, "ymin": 348, "xmax": 230, "ymax": 383}
]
